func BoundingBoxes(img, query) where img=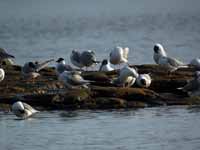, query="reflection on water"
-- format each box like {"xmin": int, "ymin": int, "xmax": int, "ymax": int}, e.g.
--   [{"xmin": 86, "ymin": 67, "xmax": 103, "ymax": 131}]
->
[{"xmin": 0, "ymin": 107, "xmax": 200, "ymax": 150}]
